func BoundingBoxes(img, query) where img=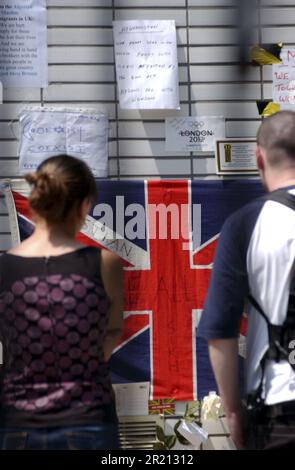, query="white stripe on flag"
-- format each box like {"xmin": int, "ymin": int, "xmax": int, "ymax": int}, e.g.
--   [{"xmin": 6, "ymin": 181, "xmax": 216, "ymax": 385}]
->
[{"xmin": 82, "ymin": 215, "xmax": 150, "ymax": 269}]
